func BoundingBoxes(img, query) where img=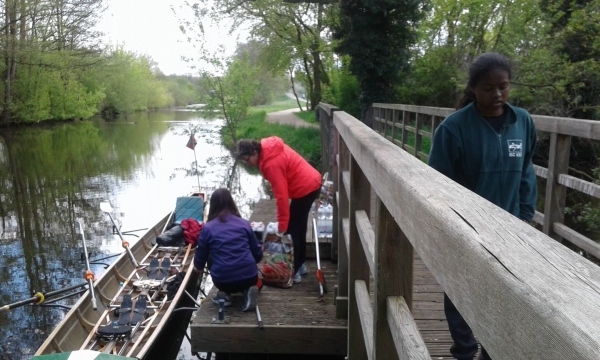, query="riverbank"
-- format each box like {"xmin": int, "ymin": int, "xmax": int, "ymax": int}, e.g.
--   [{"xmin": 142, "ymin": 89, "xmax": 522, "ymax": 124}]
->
[{"xmin": 225, "ymin": 97, "xmax": 322, "ymax": 169}]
